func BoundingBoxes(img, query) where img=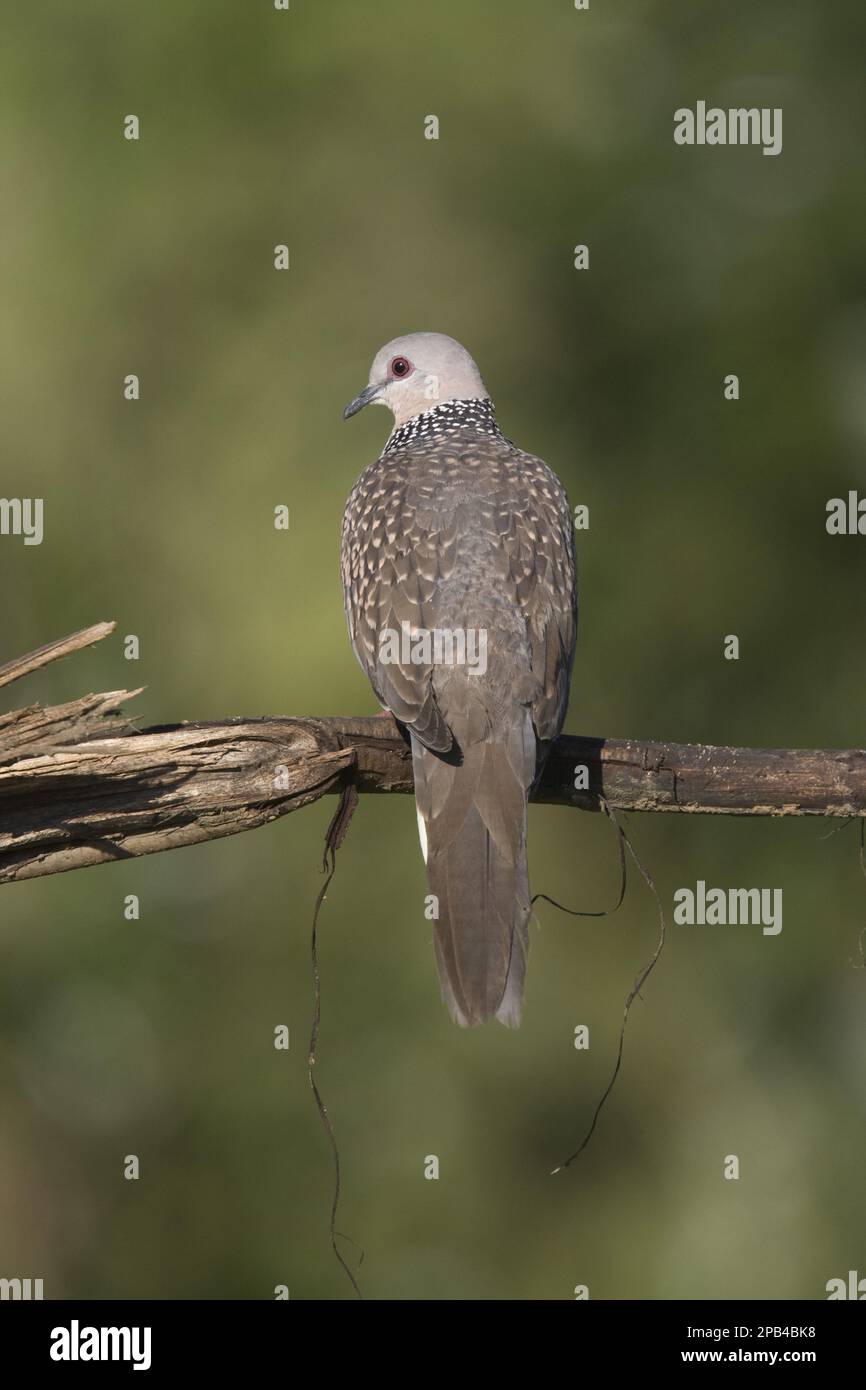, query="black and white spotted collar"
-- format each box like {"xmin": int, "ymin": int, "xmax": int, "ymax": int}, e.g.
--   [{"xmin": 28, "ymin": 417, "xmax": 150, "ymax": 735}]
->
[{"xmin": 384, "ymin": 397, "xmax": 502, "ymax": 454}]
